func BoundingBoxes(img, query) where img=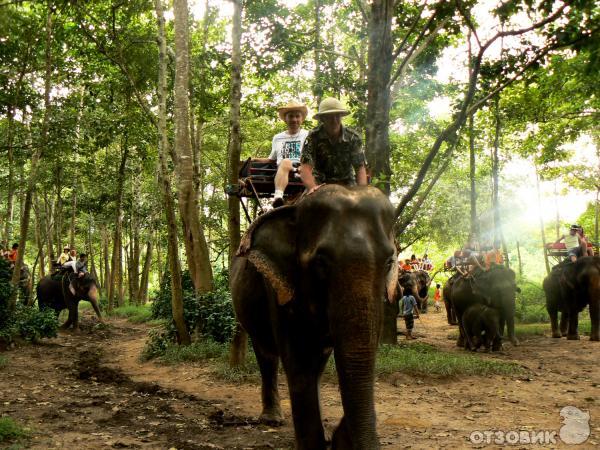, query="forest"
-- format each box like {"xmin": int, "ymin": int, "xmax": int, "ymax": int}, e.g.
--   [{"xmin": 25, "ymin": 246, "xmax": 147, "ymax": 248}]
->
[{"xmin": 0, "ymin": 0, "xmax": 599, "ymax": 448}]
